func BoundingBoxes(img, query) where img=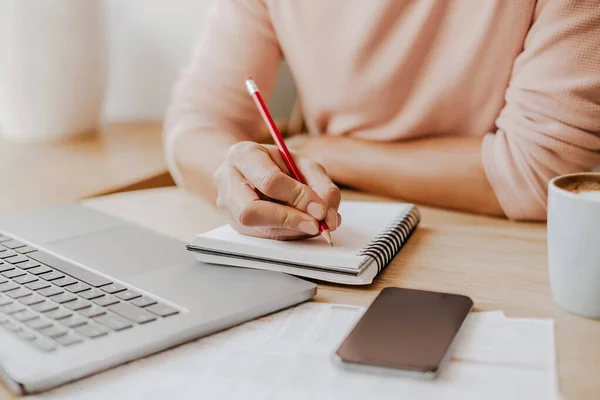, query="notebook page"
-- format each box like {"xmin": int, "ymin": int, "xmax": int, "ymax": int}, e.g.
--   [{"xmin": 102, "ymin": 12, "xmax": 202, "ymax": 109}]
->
[{"xmin": 193, "ymin": 202, "xmax": 413, "ymax": 270}]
